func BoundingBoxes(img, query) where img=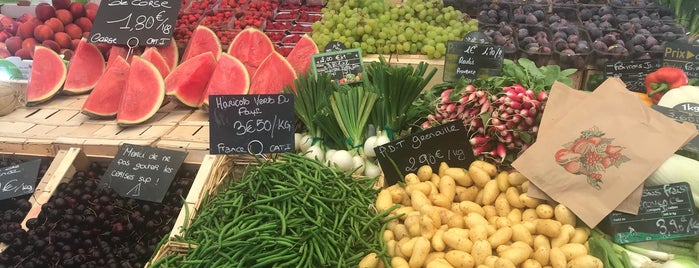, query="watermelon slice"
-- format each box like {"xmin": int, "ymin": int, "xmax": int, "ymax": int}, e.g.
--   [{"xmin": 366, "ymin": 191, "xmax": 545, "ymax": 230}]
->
[
  {"xmin": 181, "ymin": 25, "xmax": 221, "ymax": 63},
  {"xmin": 81, "ymin": 56, "xmax": 130, "ymax": 118},
  {"xmin": 26, "ymin": 46, "xmax": 67, "ymax": 105},
  {"xmin": 141, "ymin": 47, "xmax": 170, "ymax": 78},
  {"xmin": 107, "ymin": 45, "xmax": 129, "ymax": 66},
  {"xmin": 285, "ymin": 34, "xmax": 319, "ymax": 75},
  {"xmin": 227, "ymin": 28, "xmax": 274, "ymax": 78},
  {"xmin": 63, "ymin": 38, "xmax": 105, "ymax": 95},
  {"xmin": 116, "ymin": 56, "xmax": 165, "ymax": 125},
  {"xmin": 250, "ymin": 52, "xmax": 297, "ymax": 94},
  {"xmin": 201, "ymin": 53, "xmax": 250, "ymax": 111},
  {"xmin": 156, "ymin": 38, "xmax": 179, "ymax": 70},
  {"xmin": 165, "ymin": 51, "xmax": 217, "ymax": 107}
]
